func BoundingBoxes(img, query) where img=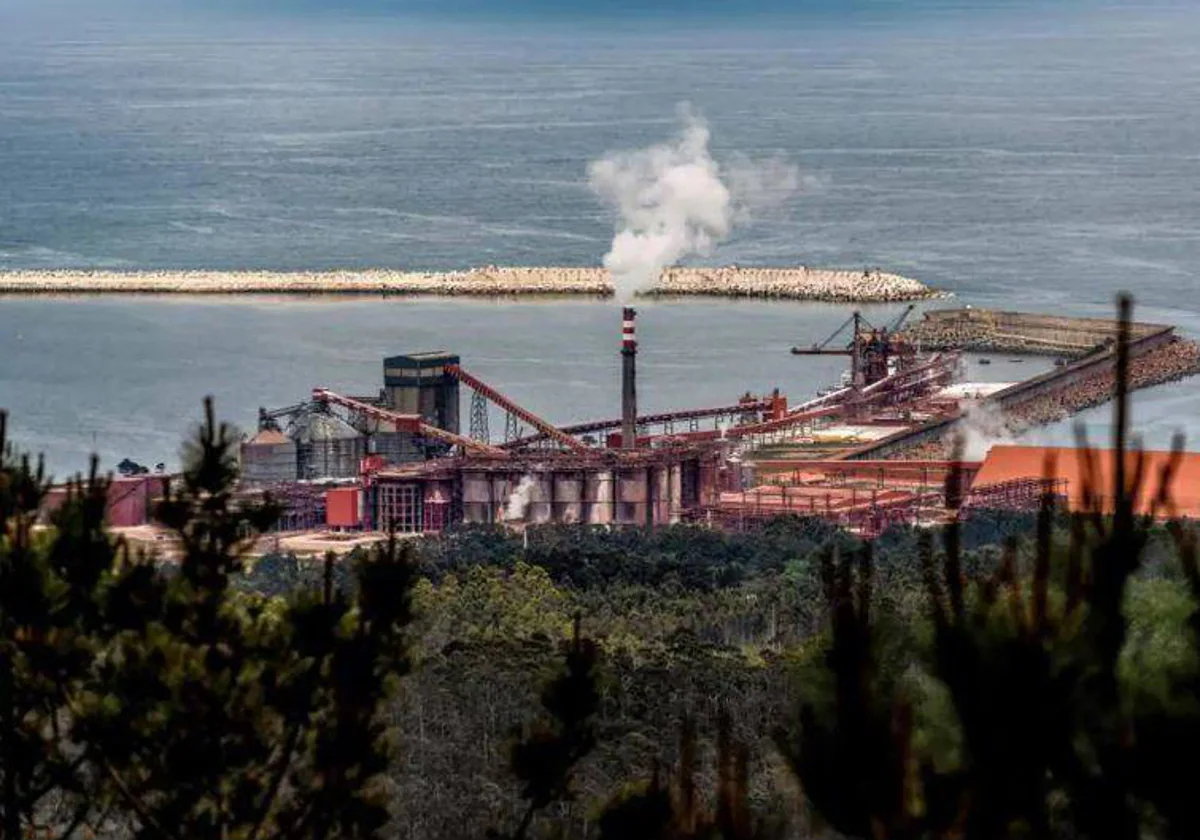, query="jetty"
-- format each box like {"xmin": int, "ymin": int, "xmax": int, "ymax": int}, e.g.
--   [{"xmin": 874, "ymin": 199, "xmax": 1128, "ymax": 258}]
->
[
  {"xmin": 0, "ymin": 266, "xmax": 938, "ymax": 302},
  {"xmin": 841, "ymin": 309, "xmax": 1200, "ymax": 461},
  {"xmin": 900, "ymin": 308, "xmax": 1168, "ymax": 357}
]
